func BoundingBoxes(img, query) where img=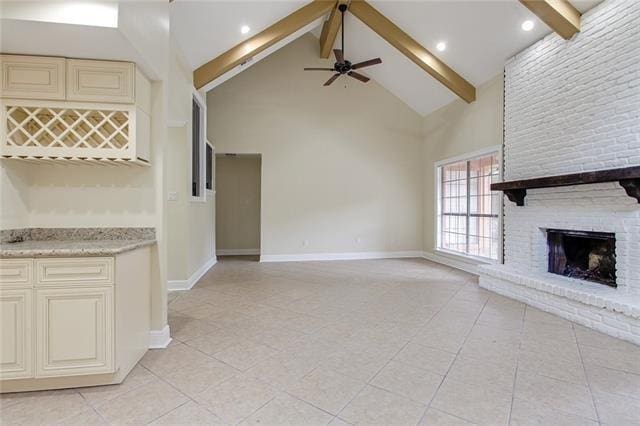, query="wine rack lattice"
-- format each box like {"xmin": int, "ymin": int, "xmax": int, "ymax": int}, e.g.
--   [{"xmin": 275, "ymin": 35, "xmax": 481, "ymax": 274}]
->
[{"xmin": 0, "ymin": 100, "xmax": 145, "ymax": 164}]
